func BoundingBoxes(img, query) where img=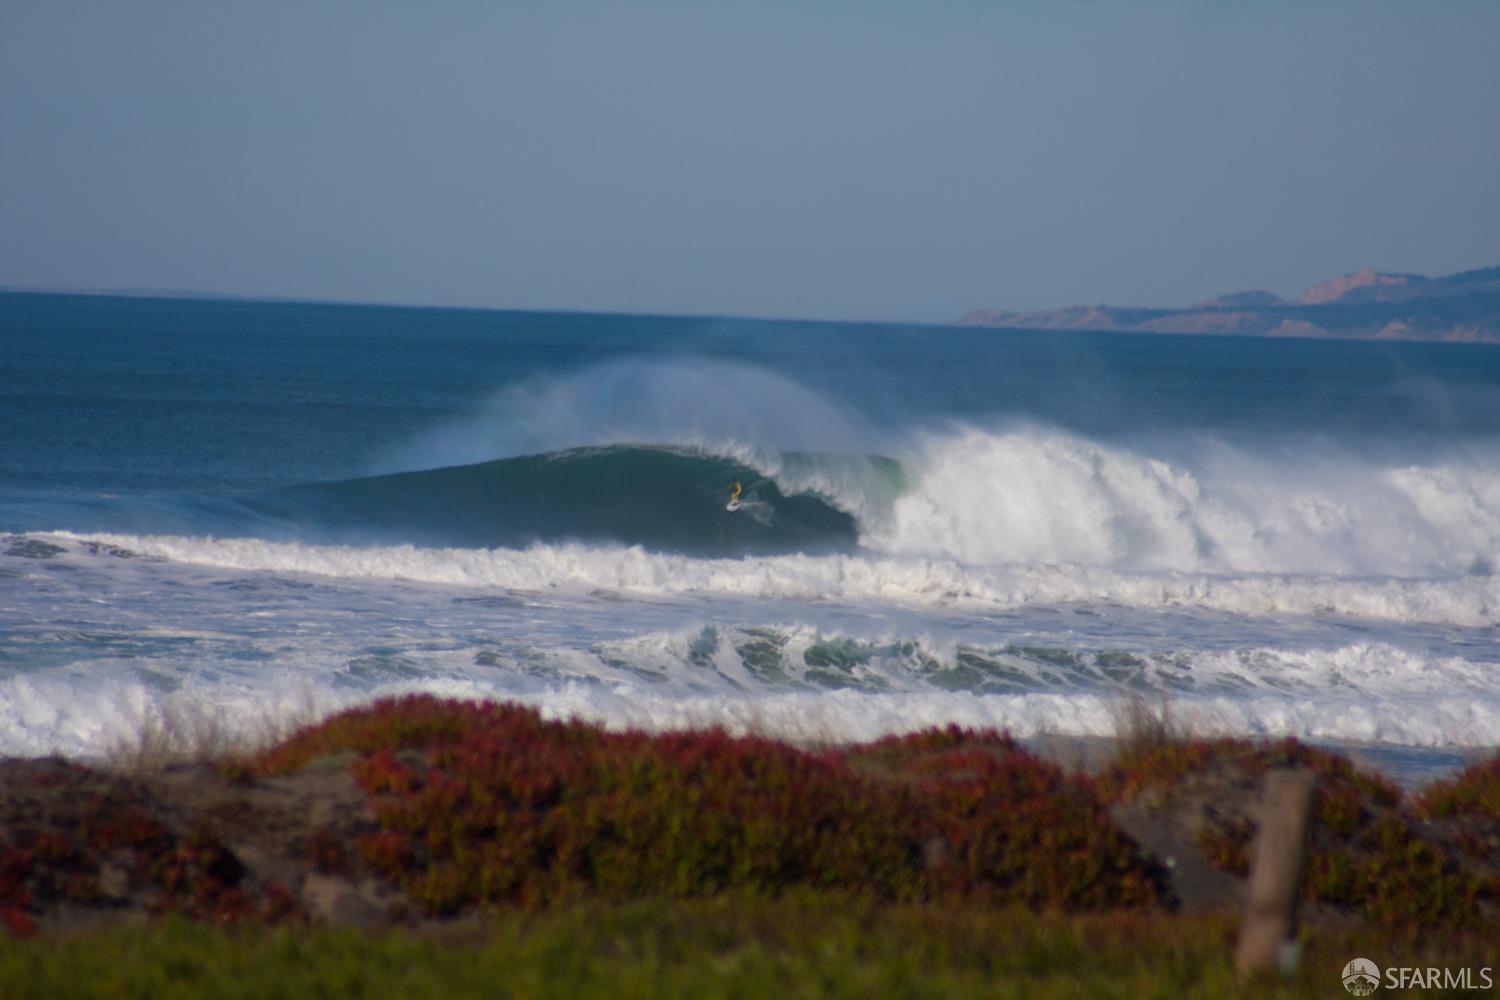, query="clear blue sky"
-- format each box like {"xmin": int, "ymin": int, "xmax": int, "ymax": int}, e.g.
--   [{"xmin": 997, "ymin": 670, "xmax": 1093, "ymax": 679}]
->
[{"xmin": 3, "ymin": 1, "xmax": 1497, "ymax": 322}]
